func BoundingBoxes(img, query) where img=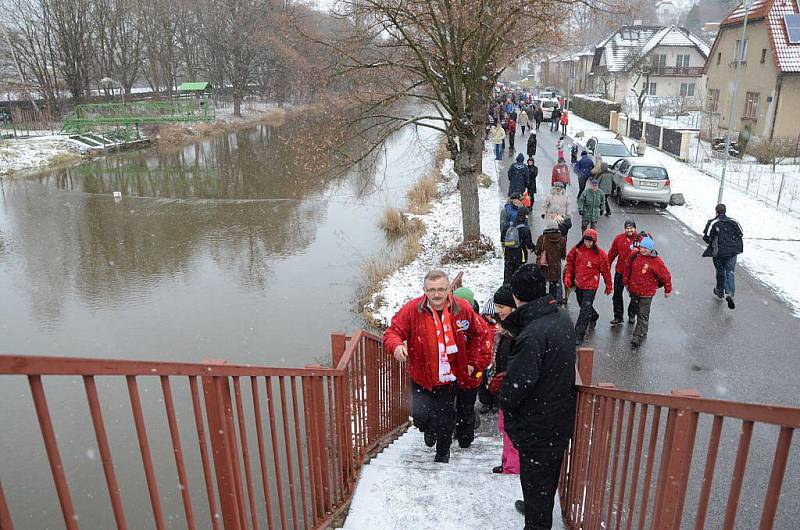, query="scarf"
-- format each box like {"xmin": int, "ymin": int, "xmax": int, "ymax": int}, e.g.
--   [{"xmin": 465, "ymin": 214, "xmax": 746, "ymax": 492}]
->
[{"xmin": 429, "ymin": 302, "xmax": 458, "ymax": 383}]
